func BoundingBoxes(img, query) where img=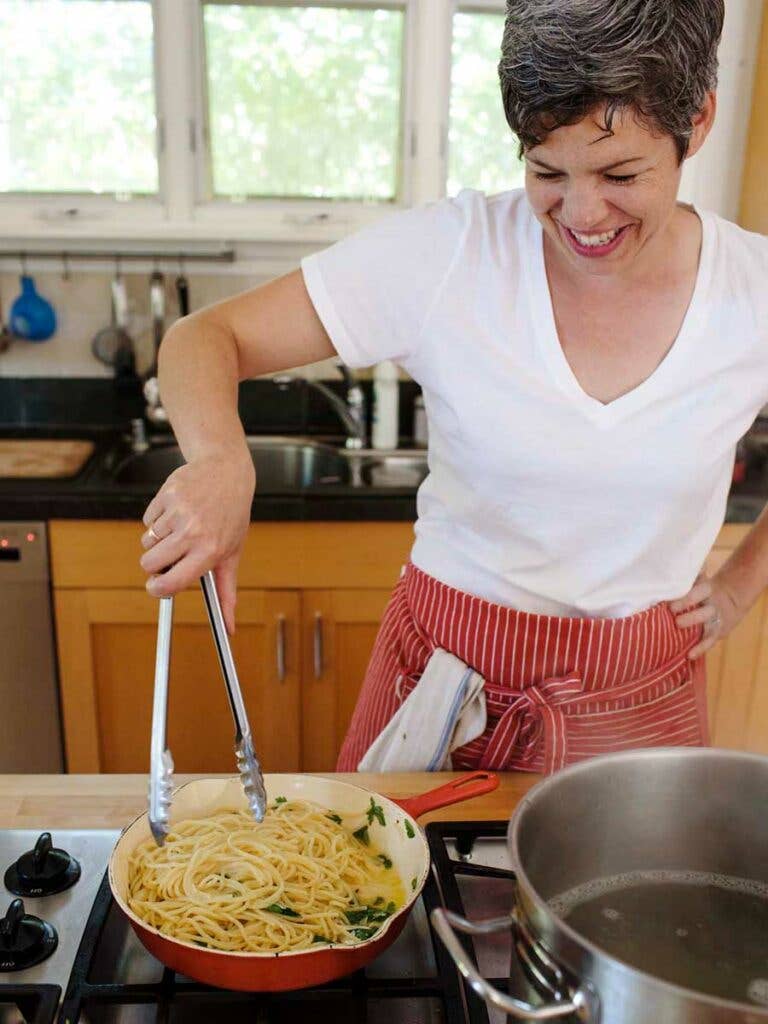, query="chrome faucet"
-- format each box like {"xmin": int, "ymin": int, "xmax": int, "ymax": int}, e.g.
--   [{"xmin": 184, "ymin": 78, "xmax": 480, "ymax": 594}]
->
[{"xmin": 275, "ymin": 363, "xmax": 367, "ymax": 449}]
